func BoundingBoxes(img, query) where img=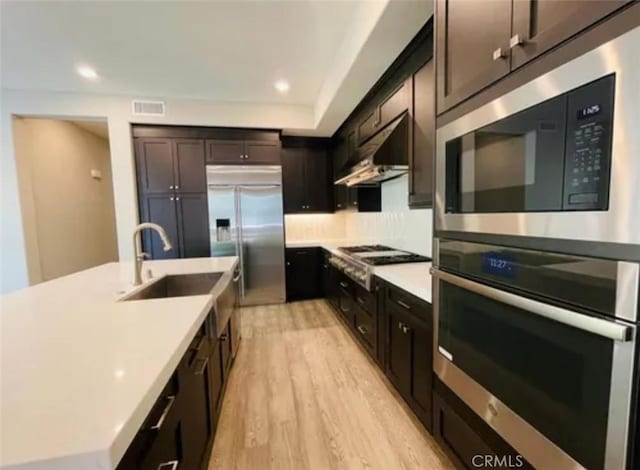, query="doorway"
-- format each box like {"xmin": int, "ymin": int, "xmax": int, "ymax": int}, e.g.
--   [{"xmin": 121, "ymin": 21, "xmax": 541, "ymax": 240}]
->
[{"xmin": 12, "ymin": 117, "xmax": 118, "ymax": 284}]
